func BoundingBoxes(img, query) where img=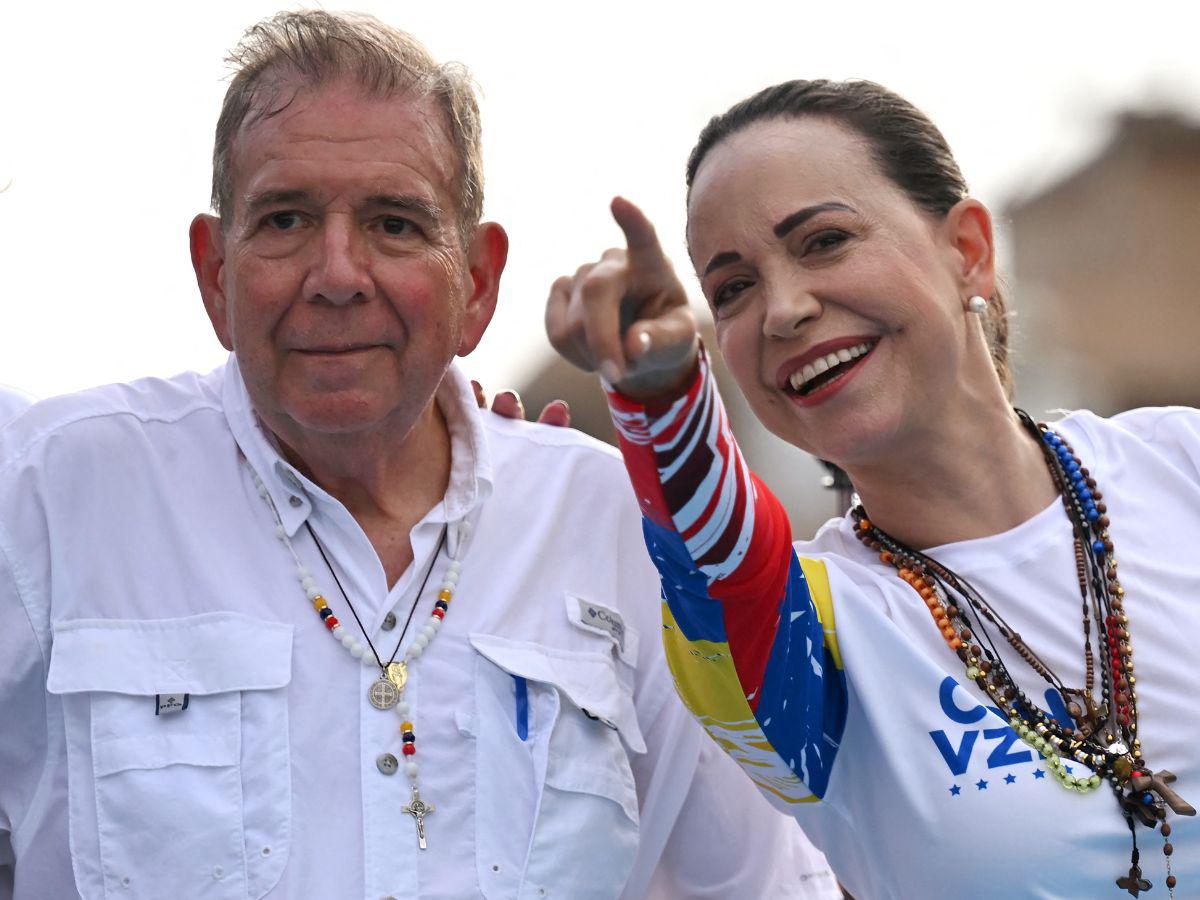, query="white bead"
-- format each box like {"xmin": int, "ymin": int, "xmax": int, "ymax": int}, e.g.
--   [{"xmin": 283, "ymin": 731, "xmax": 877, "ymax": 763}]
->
[
  {"xmin": 331, "ymin": 624, "xmax": 344, "ymax": 637},
  {"xmin": 301, "ymin": 576, "xmax": 316, "ymax": 590},
  {"xmin": 407, "ymin": 643, "xmax": 424, "ymax": 659},
  {"xmin": 416, "ymin": 634, "xmax": 430, "ymax": 650},
  {"xmin": 443, "ymin": 572, "xmax": 458, "ymax": 587},
  {"xmin": 421, "ymin": 624, "xmax": 436, "ymax": 641},
  {"xmin": 404, "ymin": 761, "xmax": 419, "ymax": 779},
  {"xmin": 397, "ymin": 700, "xmax": 411, "ymax": 715},
  {"xmin": 448, "ymin": 561, "xmax": 462, "ymax": 575},
  {"xmin": 428, "ymin": 617, "xmax": 442, "ymax": 632},
  {"xmin": 305, "ymin": 586, "xmax": 321, "ymax": 601},
  {"xmin": 968, "ymin": 295, "xmax": 988, "ymax": 314},
  {"xmin": 340, "ymin": 633, "xmax": 355, "ymax": 648},
  {"xmin": 362, "ymin": 652, "xmax": 377, "ymax": 667},
  {"xmin": 350, "ymin": 643, "xmax": 365, "ymax": 659},
  {"xmin": 296, "ymin": 568, "xmax": 308, "ymax": 583}
]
